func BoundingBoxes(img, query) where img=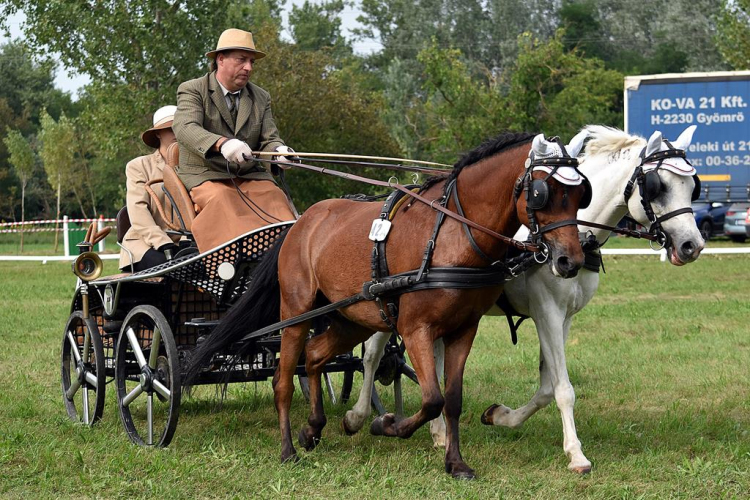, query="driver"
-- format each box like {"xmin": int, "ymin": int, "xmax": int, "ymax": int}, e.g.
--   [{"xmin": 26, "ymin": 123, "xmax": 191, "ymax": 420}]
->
[{"xmin": 172, "ymin": 28, "xmax": 297, "ymax": 253}]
